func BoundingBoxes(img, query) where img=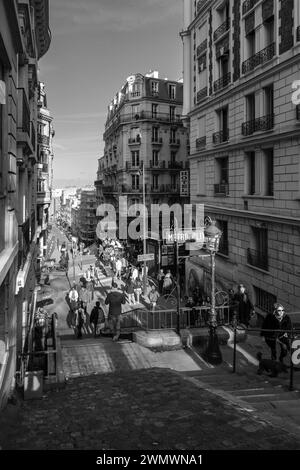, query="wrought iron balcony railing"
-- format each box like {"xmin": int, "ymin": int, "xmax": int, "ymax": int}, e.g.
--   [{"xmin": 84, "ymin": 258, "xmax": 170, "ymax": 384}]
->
[
  {"xmin": 213, "ymin": 72, "xmax": 231, "ymax": 92},
  {"xmin": 242, "ymin": 43, "xmax": 275, "ymax": 74},
  {"xmin": 129, "ymin": 91, "xmax": 141, "ymax": 98},
  {"xmin": 168, "ymin": 161, "xmax": 183, "ymax": 169},
  {"xmin": 126, "ymin": 161, "xmax": 143, "ymax": 170},
  {"xmin": 247, "ymin": 248, "xmax": 268, "ymax": 271},
  {"xmin": 242, "ymin": 0, "xmax": 259, "ymax": 15},
  {"xmin": 38, "ymin": 134, "xmax": 50, "ymax": 146},
  {"xmin": 213, "ymin": 129, "xmax": 229, "ymax": 144},
  {"xmin": 104, "ymin": 111, "xmax": 183, "ymax": 136},
  {"xmin": 152, "ymin": 137, "xmax": 163, "ymax": 144},
  {"xmin": 196, "ymin": 136, "xmax": 206, "ymax": 149},
  {"xmin": 128, "ymin": 136, "xmax": 141, "ymax": 145},
  {"xmin": 197, "ymin": 0, "xmax": 207, "ymax": 13},
  {"xmin": 196, "ymin": 39, "xmax": 207, "ymax": 57},
  {"xmin": 122, "ymin": 185, "xmax": 142, "ymax": 193},
  {"xmin": 214, "ymin": 183, "xmax": 229, "ymax": 196},
  {"xmin": 150, "ymin": 161, "xmax": 165, "ymax": 169},
  {"xmin": 214, "ymin": 18, "xmax": 230, "ymax": 42},
  {"xmin": 196, "ymin": 87, "xmax": 208, "ymax": 103},
  {"xmin": 241, "ymin": 114, "xmax": 274, "ymax": 136},
  {"xmin": 169, "ymin": 138, "xmax": 180, "ymax": 146}
]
